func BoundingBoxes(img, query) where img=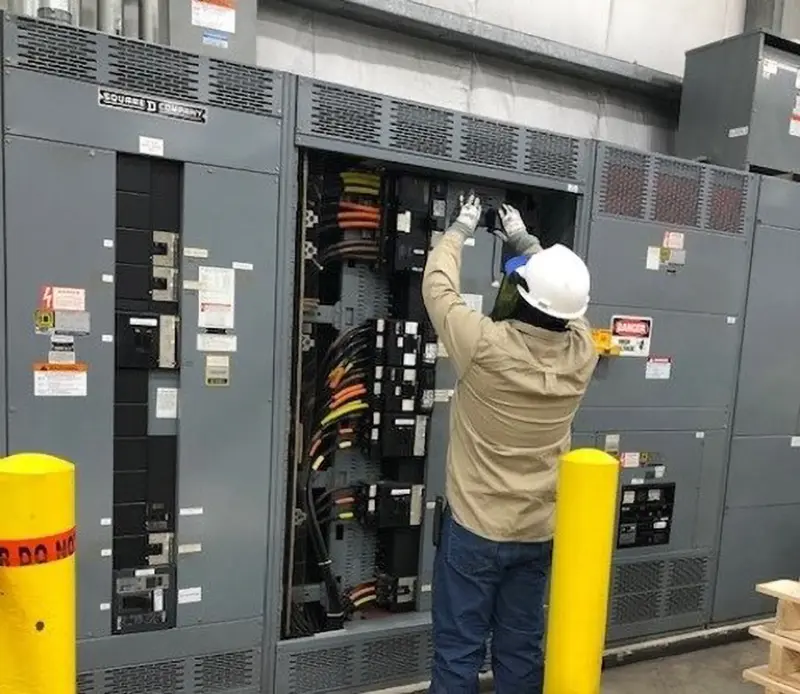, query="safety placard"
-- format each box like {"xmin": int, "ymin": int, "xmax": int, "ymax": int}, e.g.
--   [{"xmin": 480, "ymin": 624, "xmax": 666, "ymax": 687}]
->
[
  {"xmin": 39, "ymin": 285, "xmax": 86, "ymax": 312},
  {"xmin": 33, "ymin": 362, "xmax": 87, "ymax": 397},
  {"xmin": 610, "ymin": 315, "xmax": 652, "ymax": 357},
  {"xmin": 645, "ymin": 356, "xmax": 672, "ymax": 380}
]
